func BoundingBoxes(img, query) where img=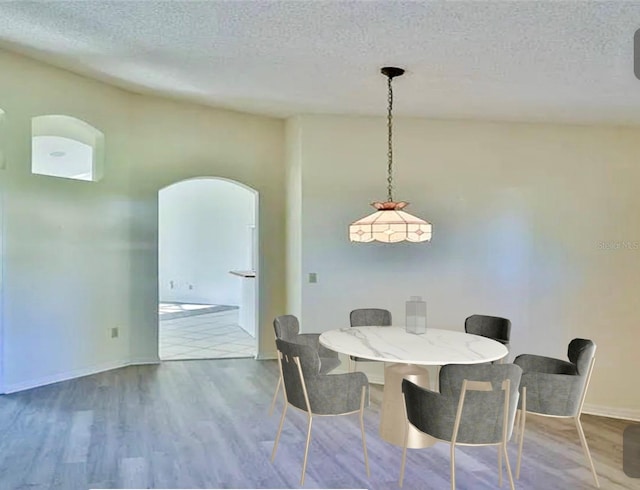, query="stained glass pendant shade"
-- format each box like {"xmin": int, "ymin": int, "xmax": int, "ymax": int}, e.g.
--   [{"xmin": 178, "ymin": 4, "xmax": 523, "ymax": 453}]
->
[{"xmin": 349, "ymin": 67, "xmax": 432, "ymax": 243}]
